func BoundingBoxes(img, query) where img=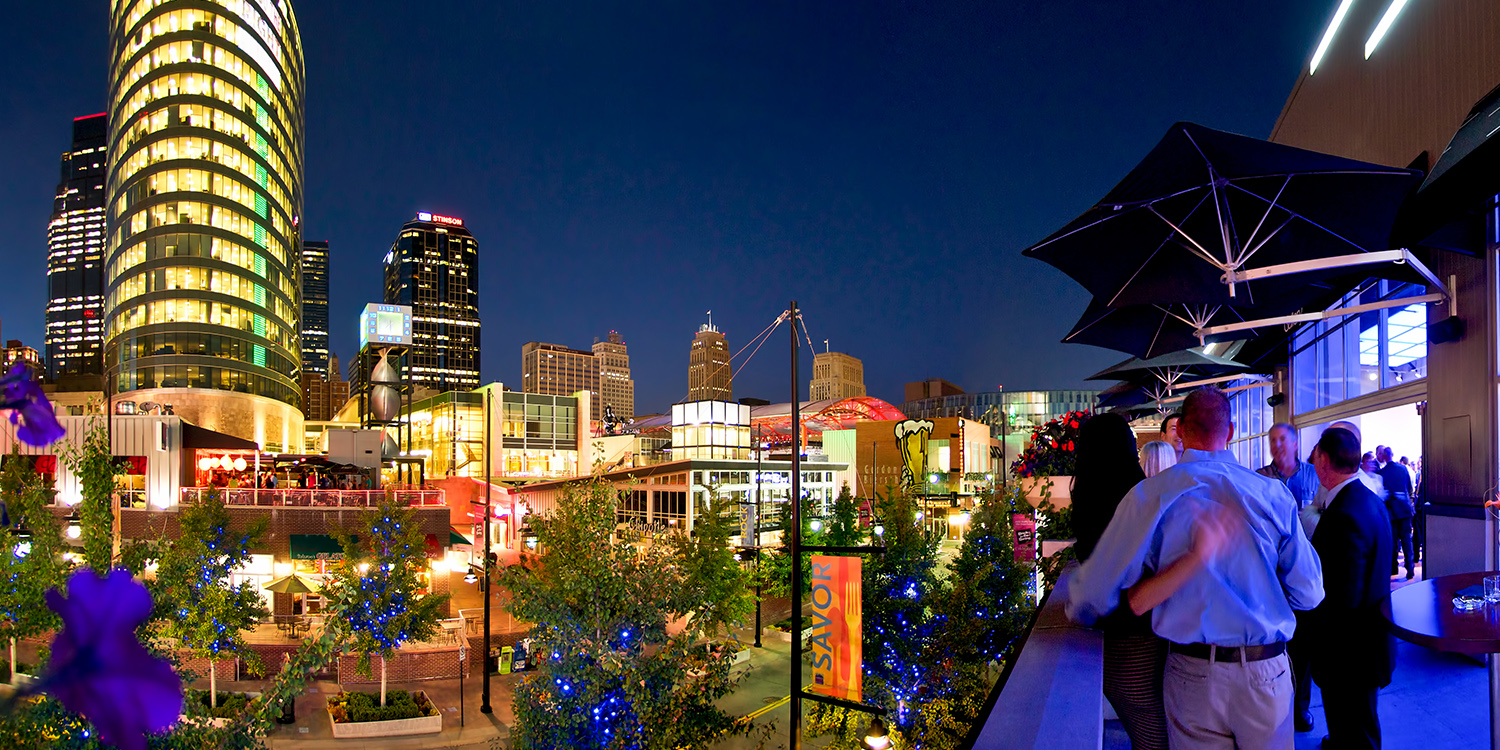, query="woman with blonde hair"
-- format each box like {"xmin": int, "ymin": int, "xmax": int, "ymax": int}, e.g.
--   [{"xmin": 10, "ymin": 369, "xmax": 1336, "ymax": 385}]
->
[{"xmin": 1139, "ymin": 440, "xmax": 1177, "ymax": 478}]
